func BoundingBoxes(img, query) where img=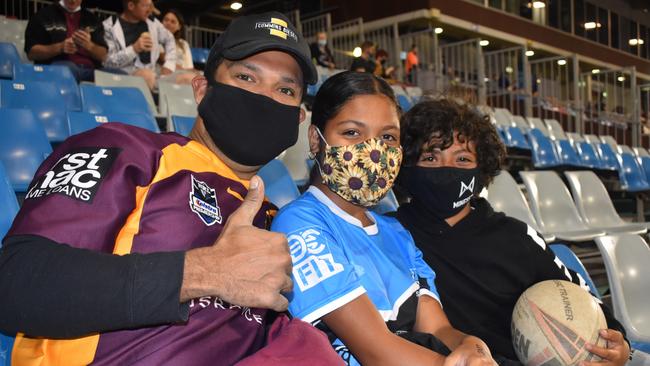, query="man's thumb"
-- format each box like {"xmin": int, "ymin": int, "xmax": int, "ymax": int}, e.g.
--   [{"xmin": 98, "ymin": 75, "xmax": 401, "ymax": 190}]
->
[{"xmin": 228, "ymin": 176, "xmax": 265, "ymax": 226}]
